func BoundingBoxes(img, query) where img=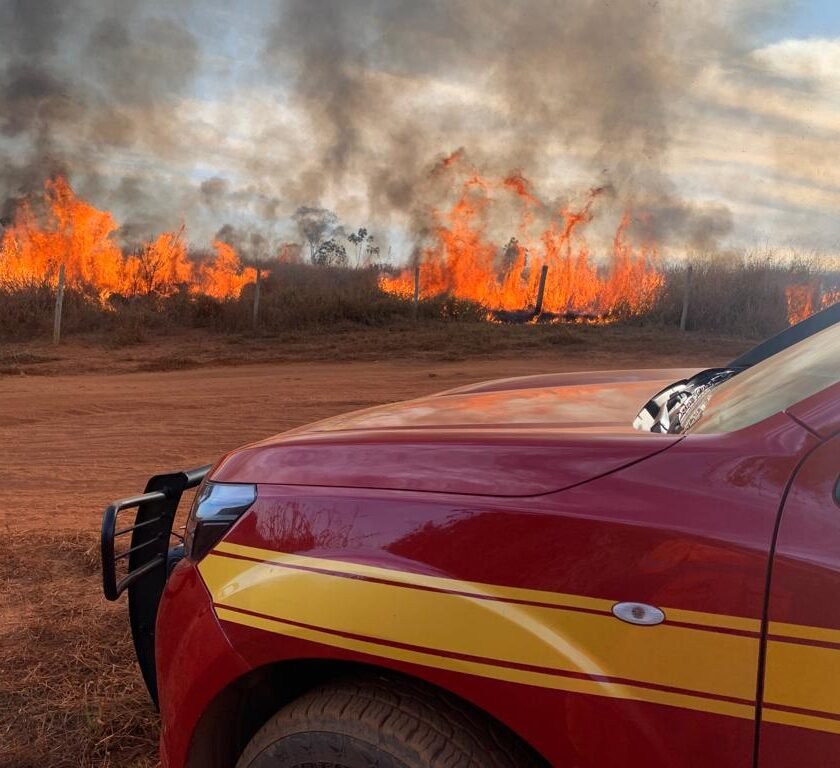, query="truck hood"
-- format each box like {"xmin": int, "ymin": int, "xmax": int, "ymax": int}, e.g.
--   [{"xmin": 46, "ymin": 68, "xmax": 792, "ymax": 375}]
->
[{"xmin": 211, "ymin": 368, "xmax": 695, "ymax": 496}]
